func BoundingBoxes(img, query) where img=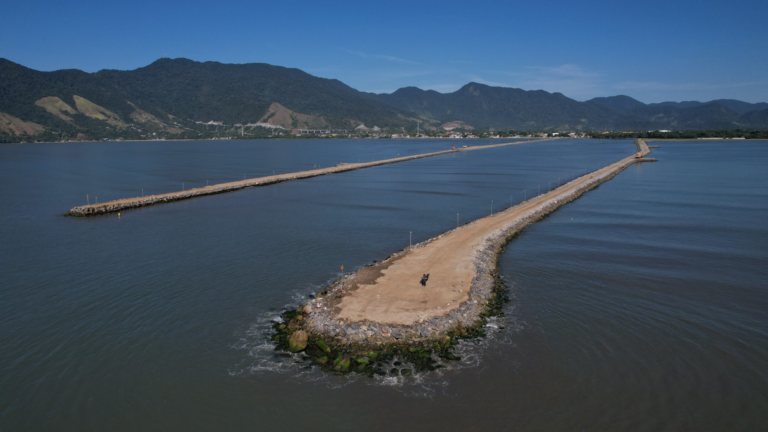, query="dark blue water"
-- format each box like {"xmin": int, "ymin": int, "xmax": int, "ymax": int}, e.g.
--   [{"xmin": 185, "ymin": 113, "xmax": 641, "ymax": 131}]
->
[{"xmin": 1, "ymin": 139, "xmax": 766, "ymax": 431}]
